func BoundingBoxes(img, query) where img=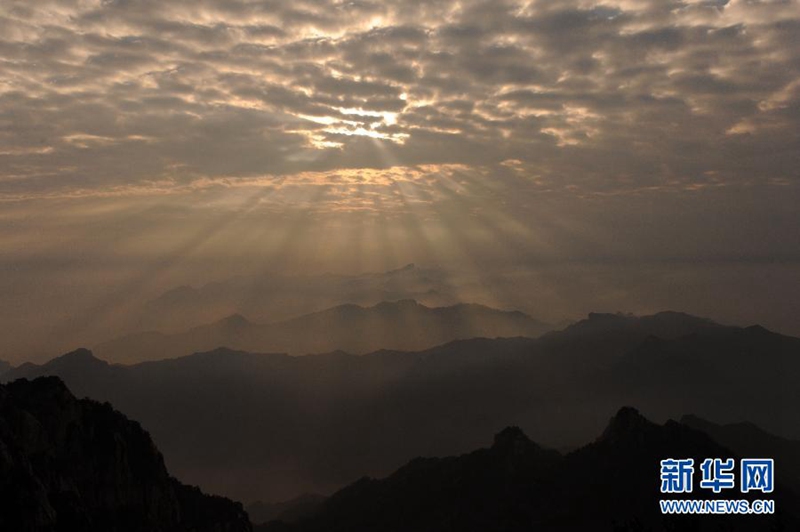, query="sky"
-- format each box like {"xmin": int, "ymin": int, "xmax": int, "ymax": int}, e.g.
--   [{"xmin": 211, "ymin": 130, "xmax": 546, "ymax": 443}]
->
[{"xmin": 1, "ymin": 0, "xmax": 799, "ymax": 362}]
